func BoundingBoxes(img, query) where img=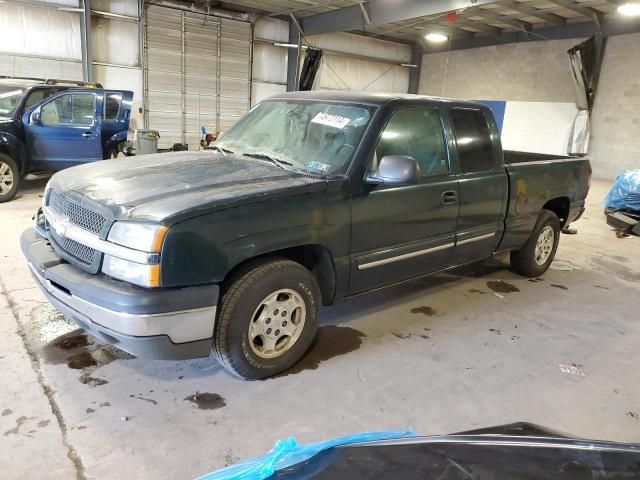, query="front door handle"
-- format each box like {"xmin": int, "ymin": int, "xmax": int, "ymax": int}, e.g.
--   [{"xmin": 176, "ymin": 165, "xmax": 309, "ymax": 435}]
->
[
  {"xmin": 441, "ymin": 190, "xmax": 457, "ymax": 205},
  {"xmin": 82, "ymin": 131, "xmax": 95, "ymax": 137}
]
